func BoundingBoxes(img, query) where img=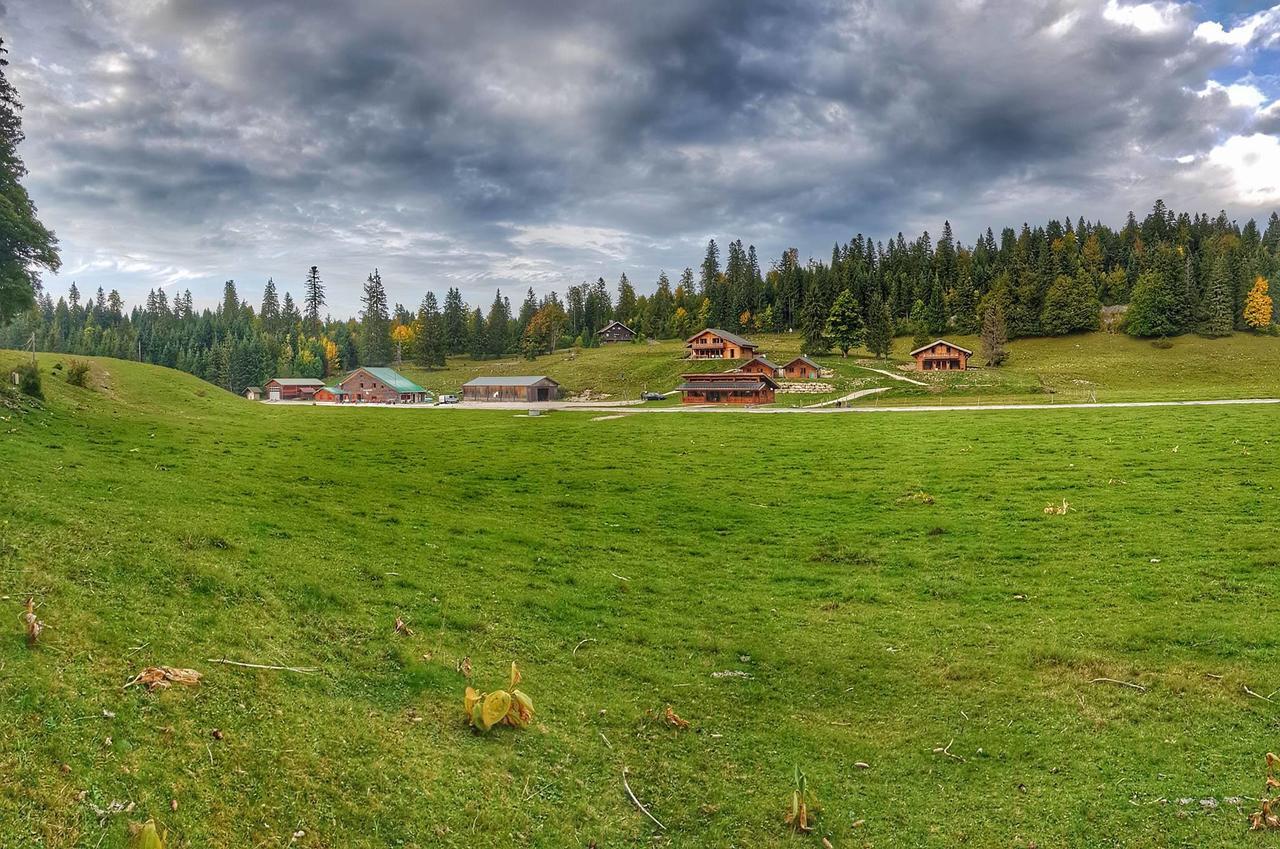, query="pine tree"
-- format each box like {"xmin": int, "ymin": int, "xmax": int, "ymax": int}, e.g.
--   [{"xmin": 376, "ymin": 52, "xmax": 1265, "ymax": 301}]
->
[
  {"xmin": 443, "ymin": 287, "xmax": 466, "ymax": 353},
  {"xmin": 980, "ymin": 301, "xmax": 1008, "ymax": 366},
  {"xmin": 414, "ymin": 291, "xmax": 446, "ymax": 368},
  {"xmin": 304, "ymin": 266, "xmax": 325, "ymax": 330},
  {"xmin": 486, "ymin": 290, "xmax": 510, "ymax": 357},
  {"xmin": 1040, "ymin": 268, "xmax": 1101, "ymax": 335},
  {"xmin": 359, "ymin": 269, "xmax": 391, "ymax": 365},
  {"xmin": 824, "ymin": 289, "xmax": 863, "ymax": 357},
  {"xmin": 260, "ymin": 278, "xmax": 280, "ymax": 335},
  {"xmin": 467, "ymin": 308, "xmax": 486, "ymax": 359},
  {"xmin": 1201, "ymin": 253, "xmax": 1235, "ymax": 337},
  {"xmin": 0, "ymin": 39, "xmax": 60, "ymax": 325},
  {"xmin": 864, "ymin": 291, "xmax": 892, "ymax": 358},
  {"xmin": 616, "ymin": 273, "xmax": 637, "ymax": 328},
  {"xmin": 800, "ymin": 288, "xmax": 830, "ymax": 354}
]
